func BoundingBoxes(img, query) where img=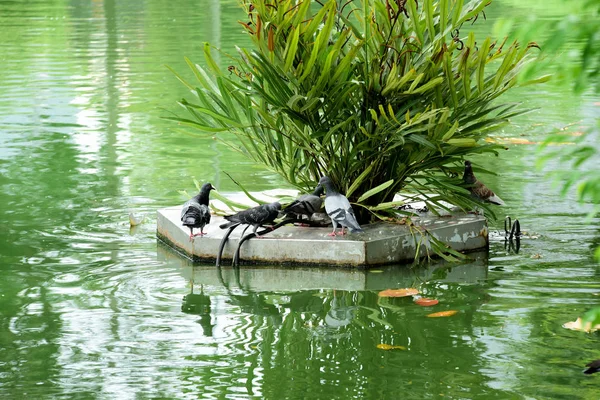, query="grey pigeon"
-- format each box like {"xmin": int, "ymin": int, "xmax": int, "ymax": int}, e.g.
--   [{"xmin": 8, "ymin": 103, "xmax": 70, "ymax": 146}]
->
[
  {"xmin": 319, "ymin": 176, "xmax": 363, "ymax": 236},
  {"xmin": 181, "ymin": 182, "xmax": 215, "ymax": 241},
  {"xmin": 219, "ymin": 202, "xmax": 282, "ymax": 235},
  {"xmin": 463, "ymin": 161, "xmax": 505, "ymax": 205},
  {"xmin": 283, "ymin": 185, "xmax": 324, "ymax": 222}
]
